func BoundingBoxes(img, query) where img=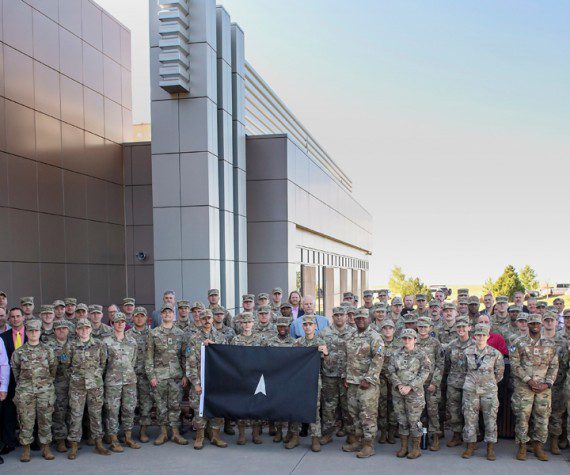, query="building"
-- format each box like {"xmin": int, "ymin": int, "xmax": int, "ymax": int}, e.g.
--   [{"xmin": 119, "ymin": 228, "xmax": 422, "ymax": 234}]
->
[{"xmin": 0, "ymin": 0, "xmax": 371, "ymax": 317}]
